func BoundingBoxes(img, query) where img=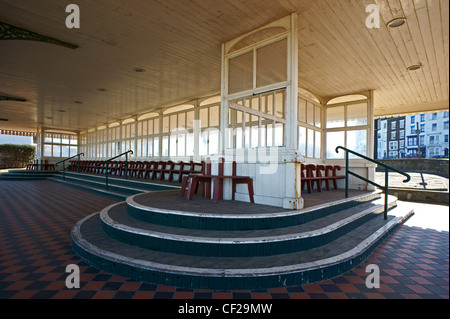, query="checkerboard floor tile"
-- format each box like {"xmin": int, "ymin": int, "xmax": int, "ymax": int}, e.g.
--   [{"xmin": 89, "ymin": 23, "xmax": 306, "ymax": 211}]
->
[{"xmin": 0, "ymin": 180, "xmax": 448, "ymax": 299}]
